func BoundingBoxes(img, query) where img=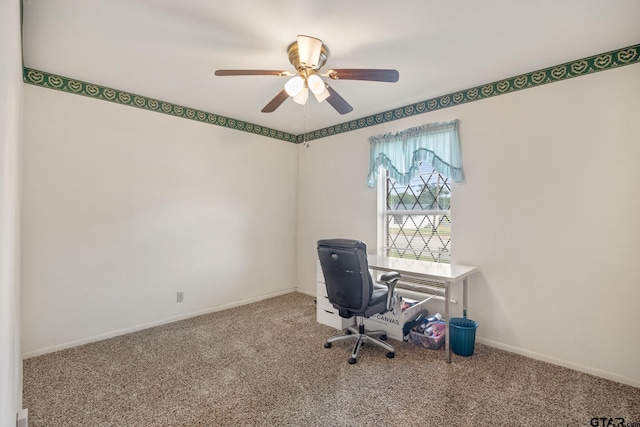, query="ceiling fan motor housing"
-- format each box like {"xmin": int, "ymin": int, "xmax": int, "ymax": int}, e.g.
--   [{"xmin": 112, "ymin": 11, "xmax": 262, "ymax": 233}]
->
[{"xmin": 287, "ymin": 40, "xmax": 329, "ymax": 72}]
